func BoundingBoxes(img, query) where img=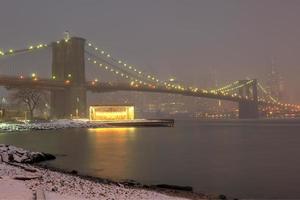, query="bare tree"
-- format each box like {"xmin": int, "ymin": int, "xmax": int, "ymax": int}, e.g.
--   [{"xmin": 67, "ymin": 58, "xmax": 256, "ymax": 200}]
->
[{"xmin": 10, "ymin": 88, "xmax": 48, "ymax": 120}]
